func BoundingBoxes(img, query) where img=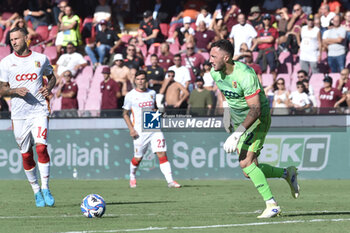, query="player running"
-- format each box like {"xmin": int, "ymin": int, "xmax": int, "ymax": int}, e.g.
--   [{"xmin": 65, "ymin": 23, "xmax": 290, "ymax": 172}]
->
[
  {"xmin": 209, "ymin": 39, "xmax": 299, "ymax": 218},
  {"xmin": 123, "ymin": 70, "xmax": 181, "ymax": 188},
  {"xmin": 0, "ymin": 27, "xmax": 56, "ymax": 207}
]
